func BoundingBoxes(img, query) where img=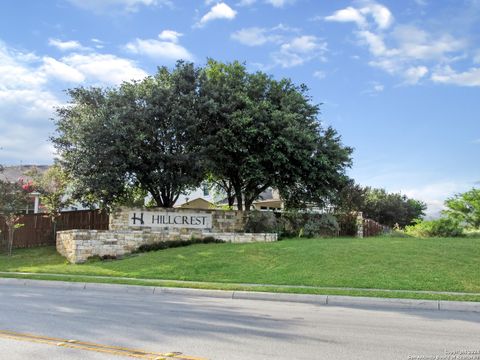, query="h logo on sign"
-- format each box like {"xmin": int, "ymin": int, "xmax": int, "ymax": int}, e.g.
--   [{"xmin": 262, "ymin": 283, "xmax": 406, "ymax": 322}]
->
[{"xmin": 131, "ymin": 212, "xmax": 144, "ymax": 225}]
